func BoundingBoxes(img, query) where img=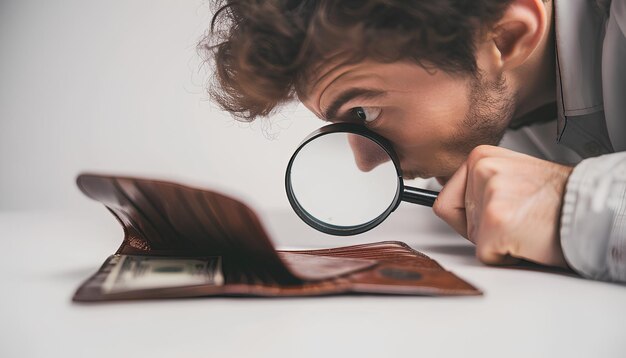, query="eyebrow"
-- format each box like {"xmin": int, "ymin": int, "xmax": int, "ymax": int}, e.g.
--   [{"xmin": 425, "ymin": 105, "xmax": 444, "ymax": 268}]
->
[{"xmin": 322, "ymin": 88, "xmax": 387, "ymax": 120}]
